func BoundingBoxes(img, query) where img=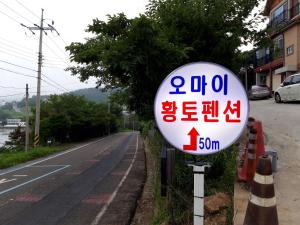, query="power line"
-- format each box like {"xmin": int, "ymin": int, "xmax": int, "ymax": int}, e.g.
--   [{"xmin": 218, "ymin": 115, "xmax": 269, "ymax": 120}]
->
[
  {"xmin": 15, "ymin": 0, "xmax": 40, "ymax": 20},
  {"xmin": 43, "ymin": 40, "xmax": 70, "ymax": 67},
  {"xmin": 42, "ymin": 74, "xmax": 69, "ymax": 92},
  {"xmin": 46, "ymin": 34, "xmax": 69, "ymax": 58},
  {"xmin": 0, "ymin": 49, "xmax": 36, "ymax": 63},
  {"xmin": 0, "ymin": 8, "xmax": 22, "ymax": 24},
  {"xmin": 0, "ymin": 65, "xmax": 67, "ymax": 92},
  {"xmin": 0, "ymin": 93, "xmax": 25, "ymax": 98},
  {"xmin": 0, "ymin": 85, "xmax": 26, "ymax": 90},
  {"xmin": 0, "ymin": 1, "xmax": 35, "ymax": 25},
  {"xmin": 0, "ymin": 36, "xmax": 33, "ymax": 52},
  {"xmin": 0, "ymin": 59, "xmax": 37, "ymax": 72},
  {"xmin": 0, "ymin": 43, "xmax": 37, "ymax": 59},
  {"xmin": 0, "ymin": 66, "xmax": 36, "ymax": 79},
  {"xmin": 41, "ymin": 78, "xmax": 67, "ymax": 93},
  {"xmin": 0, "ymin": 40, "xmax": 36, "ymax": 56}
]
